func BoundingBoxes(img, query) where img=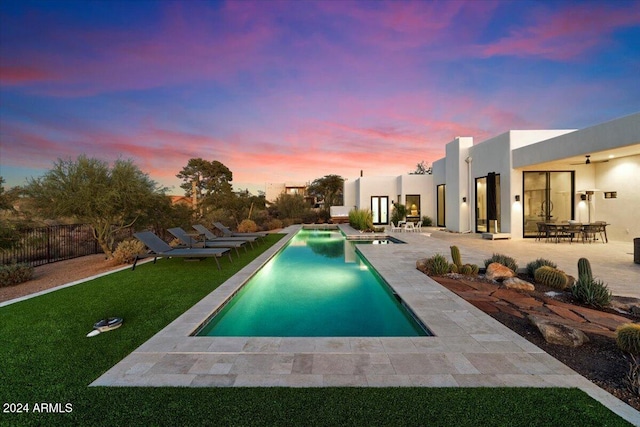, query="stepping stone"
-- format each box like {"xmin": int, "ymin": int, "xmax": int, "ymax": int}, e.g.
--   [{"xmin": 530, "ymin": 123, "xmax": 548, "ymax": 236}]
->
[
  {"xmin": 469, "ymin": 301, "xmax": 500, "ymax": 313},
  {"xmin": 546, "ymin": 305, "xmax": 587, "ymax": 323}
]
